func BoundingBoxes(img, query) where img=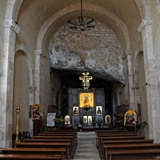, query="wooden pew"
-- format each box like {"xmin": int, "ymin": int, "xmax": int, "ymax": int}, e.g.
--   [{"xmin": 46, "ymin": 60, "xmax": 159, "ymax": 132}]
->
[
  {"xmin": 32, "ymin": 135, "xmax": 77, "ymax": 154},
  {"xmin": 33, "ymin": 135, "xmax": 77, "ymax": 141},
  {"xmin": 107, "ymin": 149, "xmax": 160, "ymax": 160},
  {"xmin": 0, "ymin": 154, "xmax": 62, "ymax": 160},
  {"xmin": 101, "ymin": 139, "xmax": 154, "ymax": 145},
  {"xmin": 96, "ymin": 133, "xmax": 139, "ymax": 148},
  {"xmin": 103, "ymin": 143, "xmax": 160, "ymax": 160},
  {"xmin": 108, "ymin": 158, "xmax": 159, "ymax": 160},
  {"xmin": 98, "ymin": 136, "xmax": 145, "ymax": 142},
  {"xmin": 0, "ymin": 148, "xmax": 65, "ymax": 160},
  {"xmin": 15, "ymin": 142, "xmax": 71, "ymax": 160},
  {"xmin": 96, "ymin": 129, "xmax": 160, "ymax": 160},
  {"xmin": 96, "ymin": 134, "xmax": 140, "ymax": 145},
  {"xmin": 23, "ymin": 138, "xmax": 76, "ymax": 158},
  {"xmin": 97, "ymin": 132, "xmax": 138, "ymax": 137},
  {"xmin": 33, "ymin": 134, "xmax": 77, "ymax": 141},
  {"xmin": 43, "ymin": 131, "xmax": 77, "ymax": 134},
  {"xmin": 37, "ymin": 133, "xmax": 78, "ymax": 145},
  {"xmin": 45, "ymin": 130, "xmax": 77, "ymax": 132},
  {"xmin": 39, "ymin": 131, "xmax": 77, "ymax": 134},
  {"xmin": 95, "ymin": 130, "xmax": 129, "ymax": 133},
  {"xmin": 23, "ymin": 138, "xmax": 72, "ymax": 142},
  {"xmin": 38, "ymin": 133, "xmax": 77, "ymax": 136},
  {"xmin": 99, "ymin": 139, "xmax": 154, "ymax": 159},
  {"xmin": 37, "ymin": 133, "xmax": 77, "ymax": 140},
  {"xmin": 97, "ymin": 136, "xmax": 146, "ymax": 155}
]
